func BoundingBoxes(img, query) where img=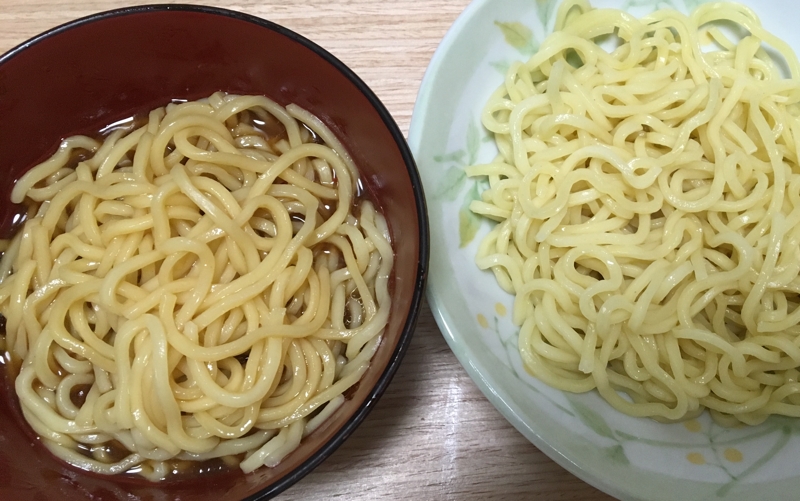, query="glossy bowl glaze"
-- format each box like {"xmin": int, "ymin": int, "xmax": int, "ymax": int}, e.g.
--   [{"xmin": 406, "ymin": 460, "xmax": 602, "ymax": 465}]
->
[{"xmin": 0, "ymin": 4, "xmax": 428, "ymax": 500}]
